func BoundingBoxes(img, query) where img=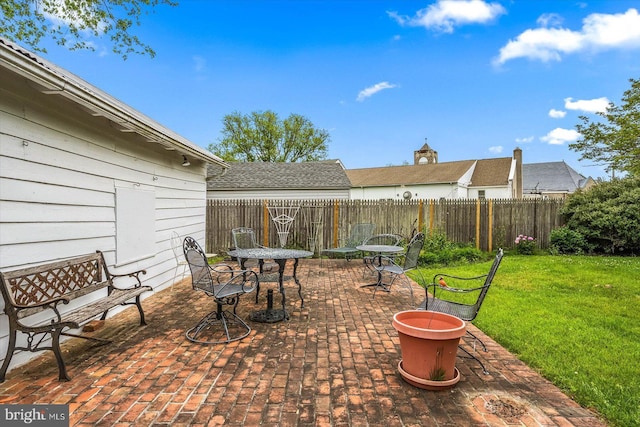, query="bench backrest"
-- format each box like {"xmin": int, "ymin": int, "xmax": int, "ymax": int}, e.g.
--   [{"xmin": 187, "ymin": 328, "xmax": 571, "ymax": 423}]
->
[{"xmin": 0, "ymin": 252, "xmax": 110, "ymax": 319}]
